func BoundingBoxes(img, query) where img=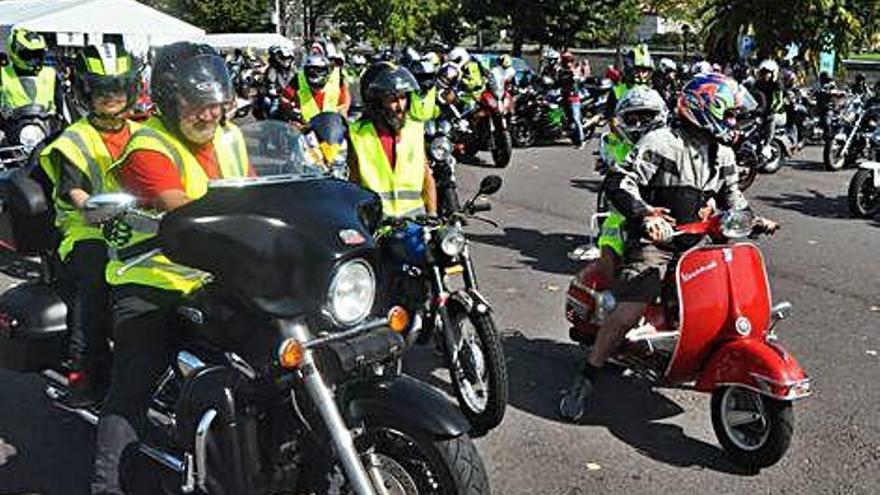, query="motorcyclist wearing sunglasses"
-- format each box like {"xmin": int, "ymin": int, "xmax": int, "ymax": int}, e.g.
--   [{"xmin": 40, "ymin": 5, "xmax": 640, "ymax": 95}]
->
[{"xmin": 38, "ymin": 42, "xmax": 141, "ymax": 408}]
